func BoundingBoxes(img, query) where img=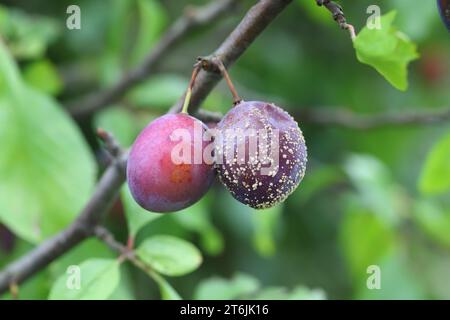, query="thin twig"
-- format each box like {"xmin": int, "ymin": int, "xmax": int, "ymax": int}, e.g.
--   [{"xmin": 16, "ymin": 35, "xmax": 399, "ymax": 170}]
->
[
  {"xmin": 97, "ymin": 128, "xmax": 124, "ymax": 158},
  {"xmin": 68, "ymin": 0, "xmax": 238, "ymax": 119},
  {"xmin": 93, "ymin": 226, "xmax": 132, "ymax": 259},
  {"xmin": 93, "ymin": 226, "xmax": 155, "ymax": 278},
  {"xmin": 297, "ymin": 107, "xmax": 450, "ymax": 129}
]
